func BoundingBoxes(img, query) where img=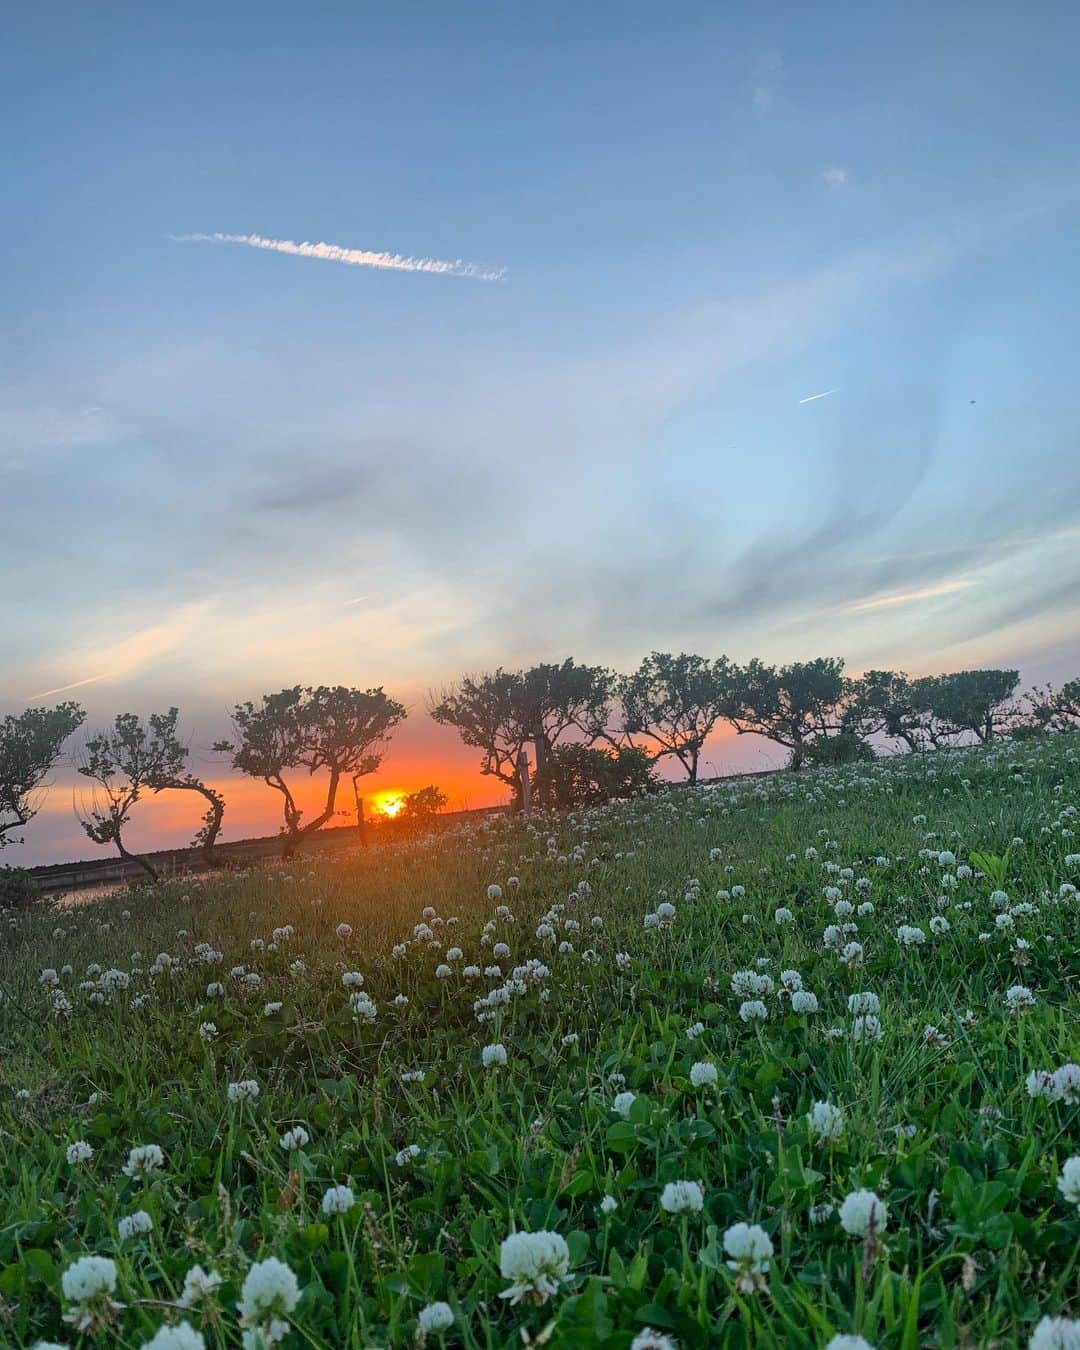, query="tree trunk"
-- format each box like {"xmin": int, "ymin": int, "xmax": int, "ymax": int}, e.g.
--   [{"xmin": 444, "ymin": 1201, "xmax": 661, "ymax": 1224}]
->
[{"xmin": 115, "ymin": 832, "xmax": 158, "ymax": 882}]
